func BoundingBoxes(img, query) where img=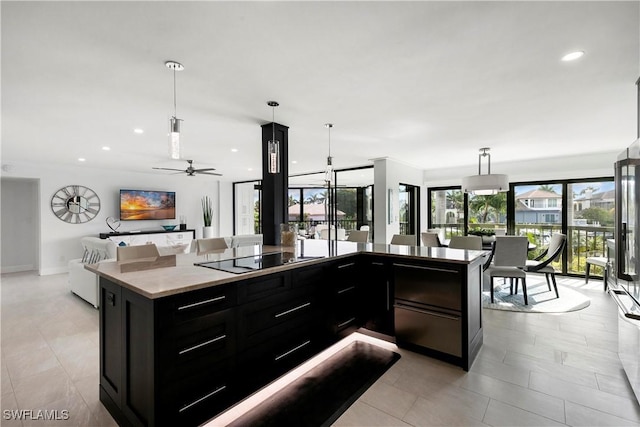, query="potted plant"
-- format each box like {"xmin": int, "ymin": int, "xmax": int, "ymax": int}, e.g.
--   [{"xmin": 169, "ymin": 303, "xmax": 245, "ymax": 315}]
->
[{"xmin": 201, "ymin": 196, "xmax": 213, "ymax": 238}]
